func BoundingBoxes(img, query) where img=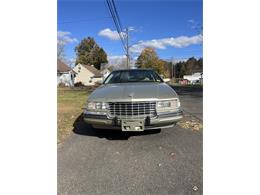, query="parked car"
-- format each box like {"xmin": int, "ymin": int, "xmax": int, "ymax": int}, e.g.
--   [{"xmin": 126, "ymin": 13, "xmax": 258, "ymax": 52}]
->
[{"xmin": 84, "ymin": 69, "xmax": 183, "ymax": 131}]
